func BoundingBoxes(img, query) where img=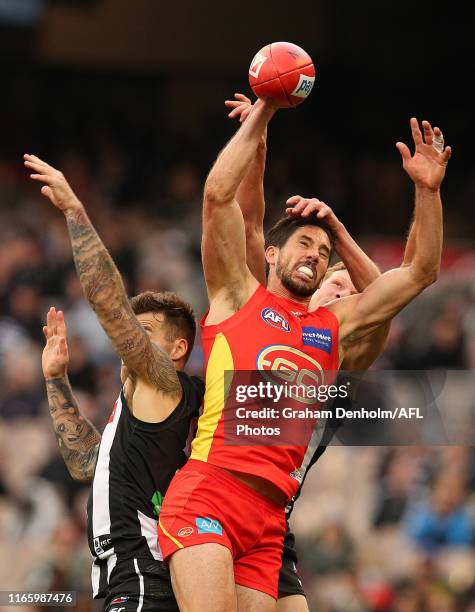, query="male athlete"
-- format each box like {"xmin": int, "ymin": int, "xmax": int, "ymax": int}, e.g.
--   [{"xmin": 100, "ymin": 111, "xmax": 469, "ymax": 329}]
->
[
  {"xmin": 27, "ymin": 155, "xmax": 203, "ymax": 612},
  {"xmin": 157, "ymin": 95, "xmax": 451, "ymax": 611},
  {"xmin": 227, "ymin": 95, "xmax": 449, "ymax": 612}
]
